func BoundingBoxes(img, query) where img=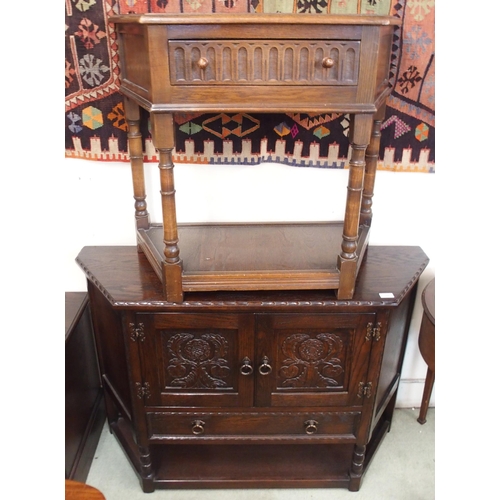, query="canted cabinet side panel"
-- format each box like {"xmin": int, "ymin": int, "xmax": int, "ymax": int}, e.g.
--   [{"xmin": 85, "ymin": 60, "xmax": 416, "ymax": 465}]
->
[
  {"xmin": 65, "ymin": 294, "xmax": 106, "ymax": 482},
  {"xmin": 87, "ymin": 282, "xmax": 132, "ymax": 416},
  {"xmin": 373, "ymin": 288, "xmax": 417, "ymax": 419}
]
